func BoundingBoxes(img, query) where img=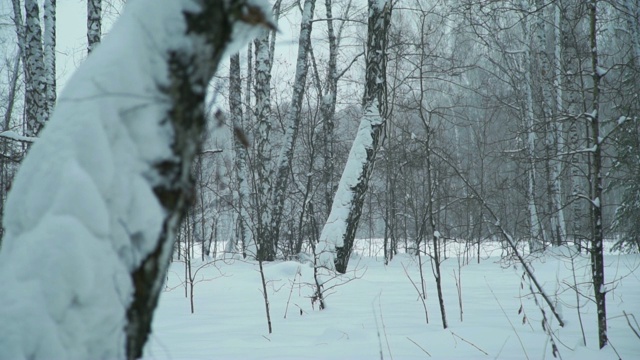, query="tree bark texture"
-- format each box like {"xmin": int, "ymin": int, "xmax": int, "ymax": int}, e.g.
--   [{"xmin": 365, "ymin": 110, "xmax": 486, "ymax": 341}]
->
[
  {"xmin": 253, "ymin": 29, "xmax": 275, "ymax": 261},
  {"xmin": 87, "ymin": 0, "xmax": 102, "ymax": 53}
]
